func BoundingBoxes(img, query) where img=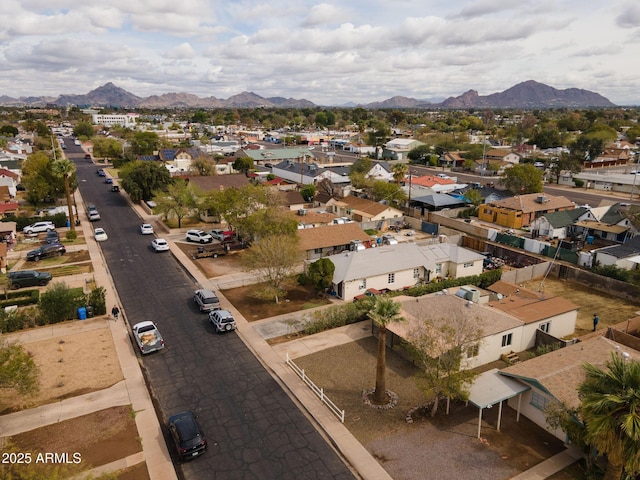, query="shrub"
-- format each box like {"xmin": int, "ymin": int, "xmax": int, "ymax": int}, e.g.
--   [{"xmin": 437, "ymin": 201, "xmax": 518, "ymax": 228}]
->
[
  {"xmin": 37, "ymin": 283, "xmax": 87, "ymax": 325},
  {"xmin": 404, "ymin": 269, "xmax": 503, "ymax": 297},
  {"xmin": 0, "ymin": 306, "xmax": 38, "ymax": 333},
  {"xmin": 573, "ymin": 179, "xmax": 584, "ymax": 188},
  {"xmin": 302, "ymin": 298, "xmax": 373, "ymax": 335},
  {"xmin": 87, "ymin": 286, "xmax": 107, "ymax": 315},
  {"xmin": 0, "ymin": 289, "xmax": 40, "ymax": 308},
  {"xmin": 65, "ymin": 229, "xmax": 78, "ymax": 241}
]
